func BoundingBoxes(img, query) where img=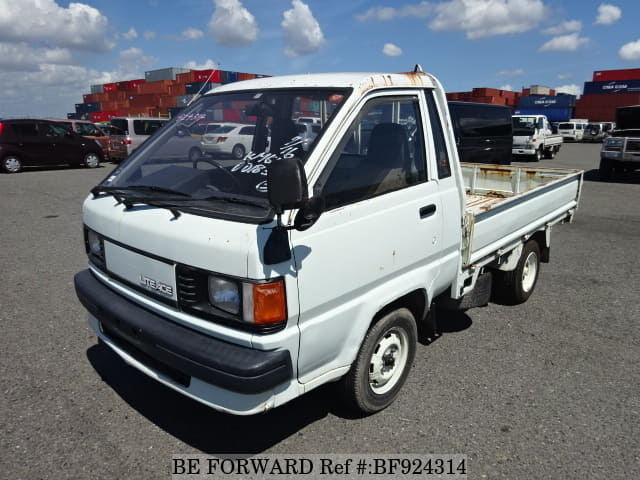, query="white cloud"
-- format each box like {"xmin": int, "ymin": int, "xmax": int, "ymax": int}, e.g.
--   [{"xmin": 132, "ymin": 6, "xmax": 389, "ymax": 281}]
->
[
  {"xmin": 595, "ymin": 4, "xmax": 621, "ymax": 25},
  {"xmin": 184, "ymin": 59, "xmax": 220, "ymax": 70},
  {"xmin": 382, "ymin": 43, "xmax": 403, "ymax": 56},
  {"xmin": 180, "ymin": 28, "xmax": 204, "ymax": 40},
  {"xmin": 497, "ymin": 68, "xmax": 524, "ymax": 76},
  {"xmin": 122, "ymin": 27, "xmax": 138, "ymax": 40},
  {"xmin": 0, "ymin": 0, "xmax": 113, "ymax": 52},
  {"xmin": 542, "ymin": 20, "xmax": 582, "ymax": 35},
  {"xmin": 499, "ymin": 84, "xmax": 513, "ymax": 91},
  {"xmin": 357, "ymin": 2, "xmax": 432, "ymax": 21},
  {"xmin": 143, "ymin": 31, "xmax": 157, "ymax": 40},
  {"xmin": 558, "ymin": 73, "xmax": 573, "ymax": 79},
  {"xmin": 118, "ymin": 47, "xmax": 158, "ymax": 78},
  {"xmin": 0, "ymin": 42, "xmax": 73, "ymax": 72},
  {"xmin": 281, "ymin": 0, "xmax": 325, "ymax": 57},
  {"xmin": 429, "ymin": 0, "xmax": 547, "ymax": 39},
  {"xmin": 619, "ymin": 40, "xmax": 640, "ymax": 61},
  {"xmin": 539, "ymin": 33, "xmax": 589, "ymax": 52},
  {"xmin": 554, "ymin": 84, "xmax": 581, "ymax": 97},
  {"xmin": 208, "ymin": 0, "xmax": 258, "ymax": 46}
]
